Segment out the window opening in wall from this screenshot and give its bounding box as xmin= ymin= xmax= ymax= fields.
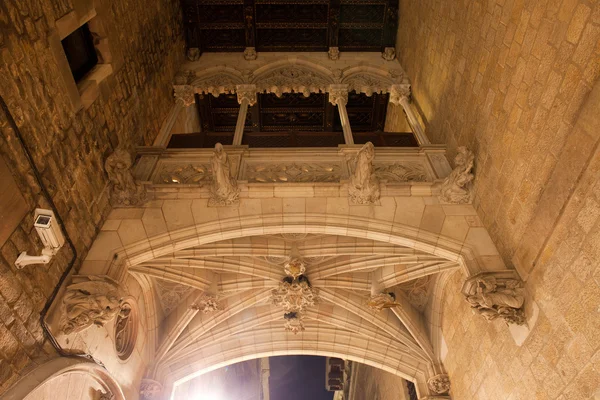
xmin=406 ymin=381 xmax=418 ymax=400
xmin=61 ymin=23 xmax=98 ymax=82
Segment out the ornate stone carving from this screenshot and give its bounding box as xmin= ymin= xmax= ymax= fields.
xmin=271 ymin=279 xmax=318 ymax=314
xmin=155 ymin=163 xmax=212 ymax=185
xmin=463 ymin=272 xmax=526 ymax=326
xmin=283 ymin=312 xmax=305 ymax=334
xmin=60 ymin=275 xmax=124 ymax=335
xmin=397 ymin=276 xmax=431 ymax=311
xmin=210 ymin=143 xmax=240 ymax=206
xmin=367 ymin=292 xmax=401 ymax=312
xmin=382 ymin=47 xmax=396 ymax=61
xmin=427 ymin=374 xmax=451 ymax=394
xmin=348 ymin=142 xmax=380 ymax=205
xmin=343 ymin=74 xmax=393 ymax=97
xmin=374 ymin=162 xmax=429 ymax=182
xmin=114 ymin=300 xmax=137 ymax=360
xmin=328 ymin=84 xmax=349 ymax=106
xmin=439 ymin=147 xmax=475 ymax=204
xmin=328 ymin=47 xmax=340 ymax=60
xmin=389 ymin=84 xmax=411 ymax=106
xmin=186 ymin=47 xmax=201 ymax=61
xmin=155 ymin=279 xmax=194 ymax=315
xmin=244 ymin=47 xmax=257 ymax=60
xmin=244 ymin=162 xmax=343 ymax=183
xmin=236 ymin=84 xmax=257 ymax=106
xmin=255 ymin=67 xmax=332 ymax=97
xmin=140 ymin=379 xmax=162 ymax=400
xmin=284 ymin=258 xmax=306 ymax=279
xmin=105 ymin=148 xmax=147 ymax=207
xmin=173 ymin=85 xmax=196 ymax=107
xmin=194 ymin=73 xmax=243 ymax=97
xmin=190 ymin=293 xmax=221 ymax=313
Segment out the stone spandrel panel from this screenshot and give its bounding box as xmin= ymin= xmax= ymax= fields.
xmin=0 ymin=0 xmax=184 ymax=393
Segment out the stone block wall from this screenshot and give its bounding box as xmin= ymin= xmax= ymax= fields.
xmin=396 ymin=0 xmax=600 ymax=270
xmin=350 ymin=363 xmax=410 ymax=400
xmin=0 ymin=0 xmax=183 ymax=392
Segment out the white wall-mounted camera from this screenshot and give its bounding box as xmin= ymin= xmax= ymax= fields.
xmin=15 ymin=209 xmax=65 ymax=269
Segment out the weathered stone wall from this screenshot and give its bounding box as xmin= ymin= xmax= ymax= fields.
xmin=0 ymin=0 xmax=183 ymax=391
xmin=397 ymin=0 xmax=600 ymax=272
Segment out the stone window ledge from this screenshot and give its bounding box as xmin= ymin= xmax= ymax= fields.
xmin=78 ymin=64 xmax=113 ymax=109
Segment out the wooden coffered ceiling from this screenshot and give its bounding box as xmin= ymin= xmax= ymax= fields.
xmin=182 ymin=0 xmax=398 ymax=53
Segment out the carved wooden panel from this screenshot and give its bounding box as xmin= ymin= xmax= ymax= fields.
xmin=182 ymin=0 xmax=396 ymax=53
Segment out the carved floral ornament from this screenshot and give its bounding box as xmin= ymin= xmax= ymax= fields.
xmin=427 ymin=374 xmax=451 ymax=394
xmin=173 ymin=63 xmax=407 ymax=100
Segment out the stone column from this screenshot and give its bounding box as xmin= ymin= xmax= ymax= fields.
xmin=390 ymin=84 xmax=430 ymax=145
xmin=328 ymin=84 xmax=353 ymax=145
xmin=233 ymin=84 xmax=257 ymax=146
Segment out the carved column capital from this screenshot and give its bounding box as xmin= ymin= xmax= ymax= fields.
xmin=236 ymin=84 xmax=257 ymax=106
xmin=328 ymin=84 xmax=349 ymax=106
xmin=427 ymin=374 xmax=451 ymax=394
xmin=382 ymin=47 xmax=396 ymax=61
xmin=389 ymin=83 xmax=411 ymax=106
xmin=60 ymin=275 xmax=125 ymax=335
xmin=439 ymin=146 xmax=474 ymax=204
xmin=105 ymin=148 xmax=147 ymax=207
xmin=140 ymin=379 xmax=162 ymax=400
xmin=173 ymin=85 xmax=196 ymax=107
xmin=462 ymin=271 xmax=526 ymax=326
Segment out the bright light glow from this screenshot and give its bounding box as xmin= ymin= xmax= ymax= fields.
xmin=191 ymin=391 xmax=224 ymax=400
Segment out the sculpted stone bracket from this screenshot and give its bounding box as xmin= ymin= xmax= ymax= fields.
xmin=462 ymin=270 xmax=526 ymax=326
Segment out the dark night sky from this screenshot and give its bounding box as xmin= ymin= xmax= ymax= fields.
xmin=269 ymin=356 xmax=334 ymax=400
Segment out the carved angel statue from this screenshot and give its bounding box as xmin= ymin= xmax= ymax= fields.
xmin=465 ymin=276 xmax=526 ymax=325
xmin=439 ymin=146 xmax=475 ymax=204
xmin=61 ymin=276 xmax=124 ymax=335
xmin=105 ymin=148 xmax=147 ymax=206
xmin=348 ymin=142 xmax=380 ymax=205
xmin=210 ymin=143 xmax=240 ymax=205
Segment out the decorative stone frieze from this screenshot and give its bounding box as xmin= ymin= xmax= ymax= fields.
xmin=244 ymin=47 xmax=257 ymax=60
xmin=374 ymin=162 xmax=429 ymax=182
xmin=156 ymin=163 xmax=212 ymax=185
xmin=190 ymin=293 xmax=221 ymax=313
xmin=462 ymin=271 xmax=526 ymax=326
xmin=382 ymin=47 xmax=396 ymax=61
xmin=245 ymin=162 xmax=343 ymax=183
xmin=328 ymin=47 xmax=340 ymax=60
xmin=105 ymin=148 xmax=147 ymax=207
xmin=343 ymin=73 xmax=395 ymax=97
xmin=209 ymin=143 xmax=240 ymax=206
xmin=328 ymin=84 xmax=349 ymax=106
xmin=173 ymin=84 xmax=196 ymax=107
xmin=439 ymin=146 xmax=475 ymax=204
xmin=186 ymin=47 xmax=200 ymax=61
xmin=236 ymin=84 xmax=257 ymax=106
xmin=389 ymin=84 xmax=411 ymax=106
xmin=427 ymin=374 xmax=451 ymax=394
xmin=60 ymin=275 xmax=124 ymax=335
xmin=194 ymin=73 xmax=243 ymax=97
xmin=366 ymin=292 xmax=400 ymax=312
xmin=348 ymin=142 xmax=380 ymax=205
xmin=140 ymin=379 xmax=163 ymax=400
xmin=256 ymin=67 xmax=332 ymax=98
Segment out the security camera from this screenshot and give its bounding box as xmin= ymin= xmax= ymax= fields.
xmin=15 ymin=209 xmax=65 ymax=269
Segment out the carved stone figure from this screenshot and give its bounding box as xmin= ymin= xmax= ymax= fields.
xmin=367 ymin=292 xmax=401 ymax=312
xmin=210 ymin=143 xmax=240 ymax=206
xmin=348 ymin=142 xmax=380 ymax=205
xmin=463 ymin=273 xmax=526 ymax=325
xmin=328 ymin=47 xmax=340 ymax=60
xmin=382 ymin=47 xmax=396 ymax=61
xmin=439 ymin=147 xmax=475 ymax=204
xmin=190 ymin=293 xmax=221 ymax=313
xmin=140 ymin=379 xmax=162 ymax=400
xmin=244 ymin=47 xmax=257 ymax=60
xmin=427 ymin=374 xmax=451 ymax=394
xmin=105 ymin=149 xmax=147 ymax=207
xmin=60 ymin=275 xmax=124 ymax=335
xmin=114 ymin=303 xmax=131 ymax=354
xmin=186 ymin=47 xmax=201 ymax=61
